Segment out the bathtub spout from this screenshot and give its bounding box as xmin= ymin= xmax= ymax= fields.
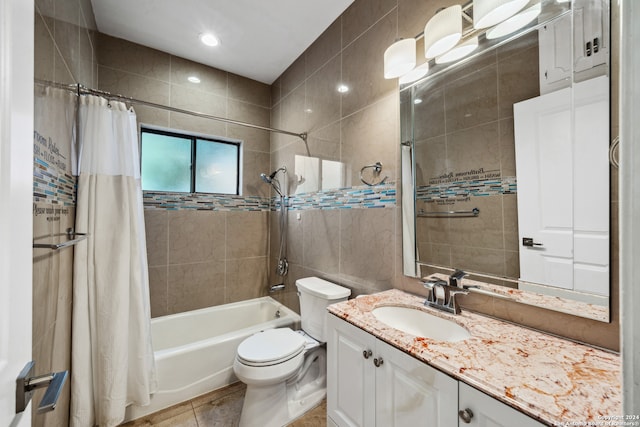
xmin=269 ymin=283 xmax=285 ymax=292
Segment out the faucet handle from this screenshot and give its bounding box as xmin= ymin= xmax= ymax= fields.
xmin=447 ymin=288 xmax=469 ymax=314
xmin=449 ymin=269 xmax=468 ymax=288
xmin=421 ymin=280 xmax=435 ymax=303
xmin=421 ymin=278 xmax=447 ymax=303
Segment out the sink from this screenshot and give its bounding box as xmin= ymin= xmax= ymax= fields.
xmin=371 ymin=306 xmax=471 ymax=342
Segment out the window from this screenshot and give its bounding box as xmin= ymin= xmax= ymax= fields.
xmin=140 ymin=127 xmax=240 ymax=194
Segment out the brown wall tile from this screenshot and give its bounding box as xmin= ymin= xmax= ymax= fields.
xmin=306 ymin=18 xmax=342 ymax=75
xmin=97 ymin=33 xmax=171 ymax=81
xmin=168 ymin=210 xmax=226 ymax=264
xmin=168 ymin=262 xmax=226 ymax=313
xmin=226 ymin=211 xmax=268 ymax=259
xmin=170 ymin=56 xmax=227 ymax=97
xmin=340 ymin=94 xmax=398 ymax=186
xmin=341 ymin=10 xmax=397 ymax=118
xmin=342 ymin=0 xmax=396 ymax=48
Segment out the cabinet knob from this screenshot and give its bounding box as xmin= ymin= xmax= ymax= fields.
xmin=458 ymin=408 xmax=474 ymax=424
xmin=362 ymin=350 xmax=372 ymax=359
xmin=373 ymin=357 xmax=384 ymax=367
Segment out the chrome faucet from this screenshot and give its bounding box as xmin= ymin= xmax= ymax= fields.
xmin=421 ymin=277 xmax=468 ymax=315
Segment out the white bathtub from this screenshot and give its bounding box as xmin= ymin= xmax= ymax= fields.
xmin=124 ymin=296 xmax=301 ymax=422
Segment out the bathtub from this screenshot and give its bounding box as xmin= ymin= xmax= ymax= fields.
xmin=124 ymin=296 xmax=301 ymax=422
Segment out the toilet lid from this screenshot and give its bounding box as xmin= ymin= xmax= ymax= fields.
xmin=237 ymin=328 xmax=306 ymax=366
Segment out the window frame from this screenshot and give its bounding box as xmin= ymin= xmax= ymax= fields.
xmin=139 ymin=125 xmax=242 ymax=195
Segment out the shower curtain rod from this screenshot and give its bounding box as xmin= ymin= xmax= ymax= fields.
xmin=35 ymin=79 xmax=309 ymax=144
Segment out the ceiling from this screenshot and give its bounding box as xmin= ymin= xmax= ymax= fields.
xmin=91 ymin=0 xmax=354 ymax=84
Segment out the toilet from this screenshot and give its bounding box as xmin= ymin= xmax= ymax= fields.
xmin=233 ymin=277 xmax=351 ymax=427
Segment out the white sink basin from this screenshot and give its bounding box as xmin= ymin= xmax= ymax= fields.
xmin=371 ymin=306 xmax=471 ymax=342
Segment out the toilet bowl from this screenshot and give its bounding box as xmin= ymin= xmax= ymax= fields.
xmin=233 ymin=277 xmax=350 ymax=427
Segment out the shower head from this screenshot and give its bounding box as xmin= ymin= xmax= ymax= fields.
xmin=260 ymin=173 xmax=272 ymax=184
xmin=261 ymin=167 xmax=286 ymax=183
xmin=260 ymin=166 xmax=287 ymax=197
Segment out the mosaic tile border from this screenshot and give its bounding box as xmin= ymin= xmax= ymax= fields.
xmin=142 ymin=184 xmax=397 ymax=211
xmin=286 ymin=184 xmax=396 ymax=211
xmin=33 ymin=158 xmax=77 ymax=206
xmin=416 ymin=176 xmax=517 ymax=202
xmin=143 ymin=192 xmax=271 ymax=211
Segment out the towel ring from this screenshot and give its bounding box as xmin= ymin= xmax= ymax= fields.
xmin=360 ymin=161 xmax=388 ymax=186
xmin=610 ymin=136 xmax=620 ymax=169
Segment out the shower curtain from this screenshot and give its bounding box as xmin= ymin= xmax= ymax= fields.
xmin=71 ymin=95 xmax=156 ymax=427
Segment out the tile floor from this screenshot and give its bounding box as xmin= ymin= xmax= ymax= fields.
xmin=120 ymin=382 xmax=327 ymax=427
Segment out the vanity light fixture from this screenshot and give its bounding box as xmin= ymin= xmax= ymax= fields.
xmin=473 ymin=0 xmax=529 ymax=29
xmin=337 ymin=84 xmax=349 ymax=93
xmin=435 ymin=36 xmax=479 ymax=64
xmin=199 ymin=33 xmax=220 ymax=47
xmin=485 ymin=2 xmax=542 ymax=39
xmin=385 ymin=0 xmax=546 ymax=82
xmin=384 ymin=38 xmax=417 ymax=79
xmin=399 ymin=62 xmax=430 ymax=85
xmin=424 ymin=5 xmax=463 ymax=59
xmin=187 ymin=76 xmax=201 ymax=84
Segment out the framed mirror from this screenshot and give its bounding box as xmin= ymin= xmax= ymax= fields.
xmin=402 ymin=0 xmax=612 ymax=322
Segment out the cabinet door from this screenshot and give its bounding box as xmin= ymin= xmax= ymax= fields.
xmin=375 ymin=339 xmax=458 ymax=427
xmin=538 ymin=13 xmax=572 ymax=95
xmin=574 ymin=0 xmax=609 ymax=74
xmin=327 ymin=314 xmax=376 ymax=427
xmin=458 ymin=382 xmax=544 ymax=427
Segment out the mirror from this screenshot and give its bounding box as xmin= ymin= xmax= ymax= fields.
xmin=402 ymin=0 xmax=612 ymax=322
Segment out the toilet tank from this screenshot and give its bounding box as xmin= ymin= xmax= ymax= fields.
xmin=296 ymin=277 xmax=351 ymax=342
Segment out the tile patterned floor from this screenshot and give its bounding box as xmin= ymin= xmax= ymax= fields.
xmin=120 ymin=382 xmax=327 ymax=427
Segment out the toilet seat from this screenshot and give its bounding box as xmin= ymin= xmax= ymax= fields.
xmin=237 ymin=328 xmax=306 ymax=367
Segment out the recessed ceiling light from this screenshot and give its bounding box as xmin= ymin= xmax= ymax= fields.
xmin=414 ymin=98 xmax=423 ymax=105
xmin=200 ymin=33 xmax=220 ymax=47
xmin=304 ymin=108 xmax=313 ymax=114
xmin=187 ymin=76 xmax=201 ymax=84
xmin=337 ymin=84 xmax=349 ymax=93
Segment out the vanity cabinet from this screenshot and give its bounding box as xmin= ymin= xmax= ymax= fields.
xmin=327 ymin=314 xmax=544 ymax=427
xmin=327 ymin=314 xmax=458 ymax=427
xmin=459 ymin=382 xmax=544 ymax=427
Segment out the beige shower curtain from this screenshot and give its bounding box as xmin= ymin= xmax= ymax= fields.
xmin=71 ymin=95 xmax=156 ymax=427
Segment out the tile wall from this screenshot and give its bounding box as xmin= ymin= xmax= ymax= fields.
xmin=94 ymin=34 xmax=274 ymax=317
xmin=270 ymin=0 xmax=620 ymax=351
xmin=33 ymin=0 xmax=98 ymax=424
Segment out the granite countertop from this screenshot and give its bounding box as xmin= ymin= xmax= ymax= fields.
xmin=327 ymin=289 xmax=622 ymax=426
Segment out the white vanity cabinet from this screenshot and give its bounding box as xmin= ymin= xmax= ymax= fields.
xmin=327 ymin=314 xmax=458 ymax=427
xmin=458 ymin=382 xmax=544 ymax=427
xmin=327 ymin=314 xmax=546 ymax=427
